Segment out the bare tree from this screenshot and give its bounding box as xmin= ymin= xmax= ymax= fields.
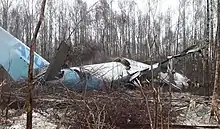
xmin=210 ymin=0 xmax=220 ymax=123
xmin=0 ymin=0 xmax=12 ymax=30
xmin=26 ymin=0 xmax=47 ymax=128
xmin=203 ymin=0 xmax=210 ymax=88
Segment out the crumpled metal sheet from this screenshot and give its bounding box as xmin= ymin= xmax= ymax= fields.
xmin=158 ymin=72 xmax=190 ymax=90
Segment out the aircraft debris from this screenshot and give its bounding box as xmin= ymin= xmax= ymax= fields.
xmin=0 ymin=26 xmax=206 ymax=91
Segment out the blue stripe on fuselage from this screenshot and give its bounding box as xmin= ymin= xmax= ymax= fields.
xmin=12 ymin=42 xmax=49 ymax=69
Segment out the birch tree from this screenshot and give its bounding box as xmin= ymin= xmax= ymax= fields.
xmin=210 ymin=0 xmax=220 ymax=122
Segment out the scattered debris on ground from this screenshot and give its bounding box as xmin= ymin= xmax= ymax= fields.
xmin=170 ymin=92 xmax=220 ymax=128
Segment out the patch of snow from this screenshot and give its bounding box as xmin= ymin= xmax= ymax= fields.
xmin=7 ymin=111 xmax=61 ymax=129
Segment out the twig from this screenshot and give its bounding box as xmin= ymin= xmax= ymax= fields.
xmin=138 ymin=84 xmax=153 ymax=129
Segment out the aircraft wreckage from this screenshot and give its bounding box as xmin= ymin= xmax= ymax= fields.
xmin=0 ymin=27 xmax=205 ymax=91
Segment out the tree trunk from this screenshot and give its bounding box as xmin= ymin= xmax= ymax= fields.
xmin=203 ymin=0 xmax=210 ymax=90
xmin=26 ymin=0 xmax=47 ymax=129
xmin=210 ymin=0 xmax=220 ymax=122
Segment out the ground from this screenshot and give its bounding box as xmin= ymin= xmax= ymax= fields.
xmin=0 ymin=84 xmax=220 ymax=129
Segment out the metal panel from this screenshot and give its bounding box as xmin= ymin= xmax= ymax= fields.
xmin=0 ymin=27 xmax=49 ymax=80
